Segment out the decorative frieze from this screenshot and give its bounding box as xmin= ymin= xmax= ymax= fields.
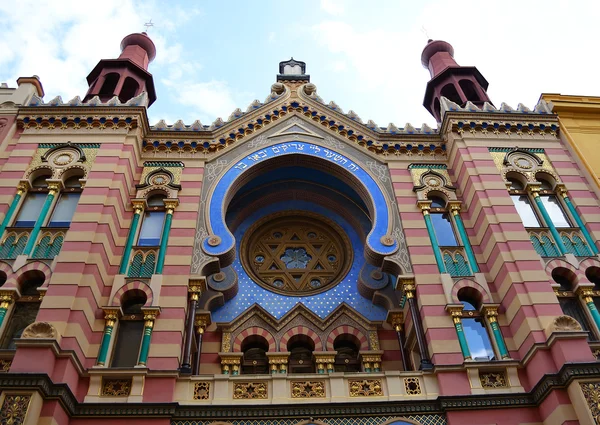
xmin=349 ymin=379 xmax=383 ymax=397
xmin=291 ymin=381 xmax=326 ymax=398
xmin=233 ymin=382 xmax=268 ymax=399
xmin=0 ymin=359 xmax=11 ymax=372
xmin=404 ymin=377 xmax=422 ymax=395
xmin=580 ymin=381 xmax=600 ymax=423
xmin=101 ymin=378 xmax=132 ymax=396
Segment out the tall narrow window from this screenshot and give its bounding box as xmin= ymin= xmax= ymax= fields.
xmin=458 ymin=294 xmax=496 ymax=360
xmin=138 ymin=195 xmax=166 ymax=246
xmin=48 ymin=175 xmax=83 ymax=227
xmin=429 ymin=196 xmax=458 ymax=246
xmin=507 ymin=178 xmax=540 ymax=227
xmin=0 ymin=271 xmax=44 ymax=349
xmin=538 ymin=178 xmax=571 ymax=228
xmin=111 ymin=292 xmax=146 ymax=368
xmin=14 ymin=175 xmax=50 ymax=227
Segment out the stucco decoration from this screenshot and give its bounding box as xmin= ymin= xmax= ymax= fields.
xmin=26 ymin=142 xmax=99 ymax=181
xmin=546 ymin=315 xmax=583 ymax=333
xmin=489 ymin=147 xmax=561 ymax=185
xmin=21 ymin=321 xmax=58 ymax=339
xmin=192 ymin=114 xmax=412 ymax=278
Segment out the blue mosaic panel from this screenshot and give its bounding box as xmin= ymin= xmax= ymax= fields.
xmin=212 ymin=200 xmax=387 ymax=322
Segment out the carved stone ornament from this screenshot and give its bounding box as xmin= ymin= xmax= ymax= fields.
xmin=580 ymin=381 xmax=600 ymax=423
xmin=291 ymin=380 xmax=326 ymax=398
xmin=348 ymin=379 xmax=384 ymax=397
xmin=21 ymin=321 xmax=58 ymax=339
xmin=547 ymin=315 xmax=583 ymax=333
xmin=193 ymin=382 xmax=211 ymax=400
xmin=0 ymin=394 xmax=32 ymax=424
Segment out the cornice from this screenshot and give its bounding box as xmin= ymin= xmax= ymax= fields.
xmin=2 ymin=363 xmax=600 ymax=418
xmin=440 ymin=111 xmax=559 ymax=138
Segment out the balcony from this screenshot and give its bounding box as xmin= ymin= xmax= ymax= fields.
xmin=528 ymin=228 xmax=593 ymax=257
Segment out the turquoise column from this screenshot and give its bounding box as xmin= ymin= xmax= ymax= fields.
xmin=118 ymin=204 xmax=143 ymax=275
xmin=532 ymin=190 xmax=567 ymax=254
xmin=561 ymin=193 xmax=598 ymax=255
xmin=23 ymin=185 xmax=58 ymax=256
xmin=155 ymin=205 xmax=175 ymax=274
xmin=484 ymin=308 xmax=509 ymax=359
xmin=581 ymin=290 xmax=600 ymax=333
xmin=96 ymin=310 xmax=118 ymax=366
xmin=450 ymin=309 xmax=471 ymax=360
xmin=450 ymin=206 xmax=479 ymax=273
xmin=0 ymin=186 xmax=25 ymax=238
xmin=137 ymin=312 xmax=157 ymax=366
xmin=421 ymin=204 xmax=447 ymax=273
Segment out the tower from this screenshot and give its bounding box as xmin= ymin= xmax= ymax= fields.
xmin=421 ymin=39 xmax=491 ymax=121
xmin=83 ymin=32 xmax=157 ymax=105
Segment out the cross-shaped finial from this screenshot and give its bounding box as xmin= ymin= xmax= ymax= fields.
xmin=144 ymin=19 xmax=154 ymax=32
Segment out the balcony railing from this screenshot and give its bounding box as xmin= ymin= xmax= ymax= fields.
xmin=0 ymin=229 xmax=31 ymax=259
xmin=32 ymin=228 xmax=66 ymax=259
xmin=440 ymin=246 xmax=473 ymax=277
xmin=528 ymin=227 xmax=593 ymax=257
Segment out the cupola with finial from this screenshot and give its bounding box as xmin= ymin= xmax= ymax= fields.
xmin=83 ymin=32 xmax=157 ymax=106
xmin=421 ymin=39 xmax=491 ymax=122
xmin=277 ymin=58 xmax=310 ymax=83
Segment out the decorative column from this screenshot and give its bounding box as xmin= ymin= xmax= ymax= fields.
xmin=401 ymin=279 xmax=433 ymax=370
xmin=0 ymin=183 xmax=27 ymax=238
xmin=155 ymin=199 xmax=178 ymax=274
xmin=23 ymin=182 xmax=60 ymax=256
xmin=219 ymin=353 xmax=243 ymax=375
xmin=193 ymin=313 xmax=210 ymax=375
xmin=557 ymin=186 xmax=599 ymax=254
xmin=267 ymin=352 xmax=290 ymax=374
xmin=314 ymin=352 xmax=336 ymax=374
xmin=118 ymin=200 xmax=145 ymax=274
xmin=481 ymin=305 xmax=510 ymax=359
xmin=578 ymin=287 xmax=600 ymax=332
xmin=448 ymin=202 xmax=479 ymax=273
xmin=0 ymin=291 xmax=16 ymax=329
xmin=96 ymin=308 xmax=119 ymax=366
xmin=446 ymin=305 xmax=471 ymax=360
xmin=180 ymin=282 xmax=201 ymax=374
xmin=389 ymin=312 xmax=410 ymax=371
xmin=417 ymin=201 xmax=446 ymax=273
xmin=137 ymin=308 xmax=159 ymax=366
xmin=360 ymin=351 xmax=384 ymax=372
xmin=529 ymin=186 xmax=567 ymax=254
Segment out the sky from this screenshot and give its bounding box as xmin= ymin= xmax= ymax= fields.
xmin=0 ymin=0 xmax=599 ymax=129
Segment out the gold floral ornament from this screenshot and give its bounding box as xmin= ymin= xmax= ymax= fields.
xmin=240 ymin=212 xmax=353 ymax=296
xmin=291 ymin=381 xmax=326 ymax=398
xmin=580 ymin=381 xmax=600 ymax=423
xmin=0 ymin=394 xmax=31 ymax=425
xmin=233 ymin=382 xmax=268 ymax=399
xmin=479 ymin=371 xmax=508 ymax=388
xmin=349 ymin=379 xmax=384 ymax=397
xmin=101 ymin=378 xmax=132 ymax=396
xmin=193 ymin=382 xmax=211 ymax=400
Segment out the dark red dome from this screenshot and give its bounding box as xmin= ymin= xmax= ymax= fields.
xmin=120 ymin=32 xmax=156 ymax=63
xmin=421 ymin=39 xmax=454 ymax=69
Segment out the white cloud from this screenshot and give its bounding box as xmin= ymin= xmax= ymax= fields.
xmin=320 ymin=0 xmax=345 ymax=16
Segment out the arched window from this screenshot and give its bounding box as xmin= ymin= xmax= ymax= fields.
xmin=440 ymin=83 xmax=462 ymax=105
xmin=537 ymin=177 xmax=571 ymax=228
xmin=241 ymin=336 xmax=269 ymax=374
xmin=507 ymin=177 xmax=540 ymax=227
xmin=111 ymin=291 xmax=146 ymax=367
xmin=99 ymin=73 xmax=119 ymax=97
xmin=119 ymin=77 xmax=140 ymax=103
xmin=333 ymin=336 xmax=361 ymax=372
xmin=14 ymin=174 xmax=51 ymax=227
xmin=552 ymin=268 xmax=596 ymax=340
xmin=429 ymin=196 xmax=458 ymax=246
xmin=288 ymin=335 xmax=315 ymax=373
xmin=138 ymin=195 xmax=166 ymax=246
xmin=457 ymin=291 xmax=496 ymax=360
xmin=0 ymin=271 xmax=44 ymax=349
xmin=48 ymin=174 xmax=83 ymax=227
xmin=459 ymin=79 xmax=481 ymax=102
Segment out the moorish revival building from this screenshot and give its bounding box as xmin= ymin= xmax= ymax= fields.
xmin=1 ymin=33 xmax=600 ymax=425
